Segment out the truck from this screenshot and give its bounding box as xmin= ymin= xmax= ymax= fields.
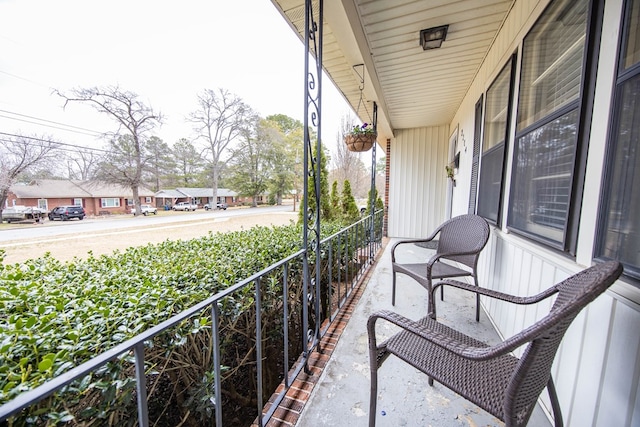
xmin=2 ymin=206 xmax=46 ymax=223
xmin=172 ymin=202 xmax=198 ymax=211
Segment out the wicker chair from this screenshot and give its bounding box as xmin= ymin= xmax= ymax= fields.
xmin=391 ymin=214 xmax=490 ymax=321
xmin=368 ymin=260 xmax=623 ymax=427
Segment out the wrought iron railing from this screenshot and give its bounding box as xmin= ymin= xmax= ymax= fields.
xmin=0 ymin=210 xmax=383 ymax=427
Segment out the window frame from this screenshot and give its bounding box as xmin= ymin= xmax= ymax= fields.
xmin=477 ymin=54 xmax=517 ymax=225
xmin=468 ymin=96 xmax=483 ymax=214
xmin=594 ymin=0 xmax=640 ymax=281
xmin=101 ymin=198 xmax=121 ymax=208
xmin=506 ymin=0 xmax=601 ymax=255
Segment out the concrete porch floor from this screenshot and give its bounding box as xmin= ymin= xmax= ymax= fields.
xmin=294 ymin=238 xmax=553 ymax=427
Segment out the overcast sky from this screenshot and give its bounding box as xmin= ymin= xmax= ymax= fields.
xmin=0 ymin=0 xmax=352 ymax=156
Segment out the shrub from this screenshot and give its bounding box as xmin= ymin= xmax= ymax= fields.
xmin=0 ymin=220 xmax=359 ymax=426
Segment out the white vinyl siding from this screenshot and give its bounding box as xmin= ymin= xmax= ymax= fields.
xmin=388 ymin=126 xmax=449 ymax=238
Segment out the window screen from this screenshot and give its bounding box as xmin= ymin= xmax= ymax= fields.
xmin=517 ymin=0 xmax=588 ymax=131
xmin=508 ymin=0 xmax=588 ymax=247
xmin=477 ymin=58 xmax=514 ymax=223
xmin=469 ymin=97 xmax=483 ymax=214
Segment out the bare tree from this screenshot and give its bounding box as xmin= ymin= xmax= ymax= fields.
xmin=332 ymin=113 xmax=362 ymax=184
xmin=0 ymin=133 xmax=60 ymax=221
xmin=331 ymin=113 xmax=369 ymax=197
xmin=65 ymin=149 xmax=102 ymax=180
xmin=56 ymin=86 xmax=163 ymax=215
xmin=189 ymin=88 xmax=250 ymax=202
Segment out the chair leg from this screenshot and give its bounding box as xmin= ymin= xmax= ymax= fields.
xmin=392 ymin=271 xmax=397 ymax=306
xmin=547 ymin=377 xmax=564 ymax=427
xmin=369 ymin=366 xmax=378 ymax=427
xmin=474 ymin=276 xmax=480 ymax=322
xmin=427 ymin=280 xmax=436 ymax=319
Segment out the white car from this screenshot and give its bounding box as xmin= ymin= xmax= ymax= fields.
xmin=172 ymin=202 xmax=198 ymax=211
xmin=132 ymin=204 xmax=158 ymax=216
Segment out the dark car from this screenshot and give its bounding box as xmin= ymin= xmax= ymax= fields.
xmin=48 ymin=205 xmax=86 ymax=221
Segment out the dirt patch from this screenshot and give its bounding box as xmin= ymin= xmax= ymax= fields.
xmin=0 ymin=210 xmax=298 ymax=265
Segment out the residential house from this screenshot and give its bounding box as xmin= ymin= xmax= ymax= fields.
xmin=155 ymin=187 xmax=242 ymax=208
xmin=5 ymin=179 xmax=156 ymax=216
xmin=270 ymin=0 xmax=639 ymax=425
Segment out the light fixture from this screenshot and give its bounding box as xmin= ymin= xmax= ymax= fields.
xmin=420 ymin=25 xmax=449 ymax=50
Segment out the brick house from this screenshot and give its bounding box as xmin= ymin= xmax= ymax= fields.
xmin=5 ymin=179 xmax=156 ymax=216
xmin=155 ymin=187 xmax=243 ymax=208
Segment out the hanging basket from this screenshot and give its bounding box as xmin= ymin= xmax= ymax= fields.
xmin=344 ymin=132 xmax=376 ymax=152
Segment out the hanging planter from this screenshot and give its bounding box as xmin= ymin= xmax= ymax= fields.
xmin=344 ymin=123 xmax=377 ymax=152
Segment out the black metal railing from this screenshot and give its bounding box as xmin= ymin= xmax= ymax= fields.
xmin=0 ymin=210 xmax=383 ymax=427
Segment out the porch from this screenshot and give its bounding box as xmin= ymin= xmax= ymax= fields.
xmin=265 ymin=239 xmax=553 ymax=427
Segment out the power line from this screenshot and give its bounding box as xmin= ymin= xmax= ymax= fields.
xmin=0 ymin=113 xmax=102 ymax=137
xmin=0 ymin=109 xmax=103 ymax=136
xmin=0 ymin=132 xmax=109 ymax=154
xmin=0 ymin=69 xmax=48 ymax=88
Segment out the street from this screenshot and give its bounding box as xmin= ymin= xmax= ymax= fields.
xmin=0 ymin=204 xmax=297 ymax=264
xmin=0 ymin=204 xmax=293 ymax=242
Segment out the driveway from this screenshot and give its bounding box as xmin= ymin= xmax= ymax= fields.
xmin=0 ymin=205 xmax=297 ymax=264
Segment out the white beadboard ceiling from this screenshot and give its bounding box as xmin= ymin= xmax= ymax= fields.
xmin=271 ymin=0 xmax=515 ymax=142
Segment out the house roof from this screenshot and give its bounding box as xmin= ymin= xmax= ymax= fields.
xmin=155 ymin=189 xmax=186 ymax=199
xmin=9 ymin=179 xmax=155 ymax=198
xmin=10 ymin=179 xmax=92 ymax=198
xmin=78 ymin=180 xmax=155 ymax=197
xmin=272 ymin=0 xmax=515 ymax=140
xmin=168 ymin=188 xmax=238 ymax=198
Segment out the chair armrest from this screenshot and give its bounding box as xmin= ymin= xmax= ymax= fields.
xmin=368 ymin=310 xmax=523 ymax=361
xmin=432 ymin=279 xmax=558 ymax=305
xmin=368 ymin=309 xmax=557 ymax=362
xmin=424 ymin=249 xmax=484 ymax=273
xmin=391 ymin=236 xmax=438 ymax=262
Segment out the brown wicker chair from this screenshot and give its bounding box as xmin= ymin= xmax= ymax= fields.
xmin=368 ymin=261 xmax=623 ymax=427
xmin=391 ymin=214 xmax=490 ymax=321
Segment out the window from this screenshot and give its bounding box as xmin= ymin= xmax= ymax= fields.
xmin=126 ymin=199 xmax=133 ymax=206
xmin=101 ymin=198 xmax=120 ymax=208
xmin=145 ymin=196 xmax=152 ymax=203
xmin=596 ymin=0 xmax=640 ymax=280
xmin=37 ymin=199 xmax=48 ymax=211
xmin=73 ymin=198 xmax=82 ymax=206
xmin=468 ymin=97 xmax=482 ymax=214
xmin=508 ymin=0 xmax=589 ymax=249
xmin=477 ymin=57 xmax=515 ymax=224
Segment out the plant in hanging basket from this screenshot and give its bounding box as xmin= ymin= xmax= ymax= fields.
xmin=344 ymin=123 xmax=377 ymax=152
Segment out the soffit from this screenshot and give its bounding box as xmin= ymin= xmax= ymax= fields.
xmin=271 ymin=0 xmax=515 ymax=141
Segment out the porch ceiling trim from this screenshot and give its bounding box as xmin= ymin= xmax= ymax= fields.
xmin=271 ymin=0 xmax=516 ymax=142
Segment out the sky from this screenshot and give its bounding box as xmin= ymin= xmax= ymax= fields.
xmin=0 ymin=0 xmax=353 ymax=158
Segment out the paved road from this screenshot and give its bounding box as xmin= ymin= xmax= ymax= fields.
xmin=0 ymin=205 xmax=293 ymax=243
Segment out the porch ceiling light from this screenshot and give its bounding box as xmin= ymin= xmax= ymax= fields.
xmin=420 ymin=25 xmax=448 ymax=50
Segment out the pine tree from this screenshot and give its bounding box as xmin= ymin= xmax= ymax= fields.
xmin=331 ymin=181 xmax=340 ymax=214
xmin=299 ymin=143 xmax=333 ymax=223
xmin=341 ymin=179 xmax=360 ymax=223
xmin=365 ymin=188 xmax=384 ymax=215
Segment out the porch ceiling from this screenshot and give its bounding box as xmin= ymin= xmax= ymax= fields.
xmin=271 ymin=0 xmax=515 ymax=141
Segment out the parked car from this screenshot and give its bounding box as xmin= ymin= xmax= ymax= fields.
xmin=172 ymin=202 xmax=198 ymax=211
xmin=2 ymin=206 xmax=46 ymax=223
xmin=48 ymin=205 xmax=85 ymax=221
xmin=204 ymin=202 xmax=228 ymax=210
xmin=131 ymin=204 xmax=158 ymax=216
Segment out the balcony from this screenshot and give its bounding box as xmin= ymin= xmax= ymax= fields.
xmin=263 ymin=239 xmax=553 ymax=427
xmin=0 ymin=213 xmax=555 ymax=426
